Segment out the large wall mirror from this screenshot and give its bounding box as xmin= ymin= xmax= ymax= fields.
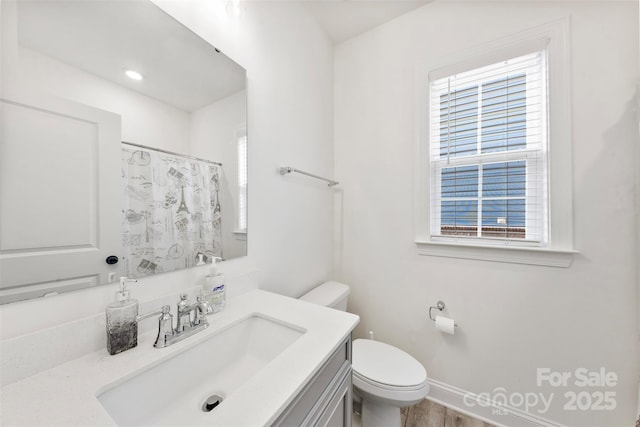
xmin=0 ymin=0 xmax=248 ymax=304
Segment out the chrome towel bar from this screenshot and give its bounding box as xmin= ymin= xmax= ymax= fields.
xmin=279 ymin=166 xmax=339 ymax=187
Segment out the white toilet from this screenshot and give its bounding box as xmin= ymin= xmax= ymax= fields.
xmin=300 ymin=281 xmax=429 ymax=427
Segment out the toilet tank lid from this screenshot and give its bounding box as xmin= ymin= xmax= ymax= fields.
xmin=299 ymin=281 xmax=350 ymax=307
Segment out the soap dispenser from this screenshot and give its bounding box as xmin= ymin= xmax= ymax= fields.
xmin=106 ymin=277 xmax=139 ymax=355
xmin=203 ymin=257 xmax=226 ymax=312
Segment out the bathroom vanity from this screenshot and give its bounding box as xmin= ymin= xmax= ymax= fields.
xmin=274 ymin=336 xmax=353 ymax=426
xmin=0 ymin=290 xmax=359 ymax=426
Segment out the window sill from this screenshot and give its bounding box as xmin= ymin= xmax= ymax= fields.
xmin=415 ymin=240 xmax=578 ymax=268
xmin=233 ymin=230 xmax=247 ymax=241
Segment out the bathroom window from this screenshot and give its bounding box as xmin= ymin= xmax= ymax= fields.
xmin=430 ymin=51 xmax=547 ymax=245
xmin=237 ymin=131 xmax=248 ymax=233
xmin=415 ymin=21 xmax=576 ymax=267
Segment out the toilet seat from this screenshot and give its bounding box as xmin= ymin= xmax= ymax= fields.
xmin=352 ymin=339 xmax=427 ymax=387
xmin=353 ymin=371 xmax=427 ymax=392
xmin=351 ymin=339 xmax=429 ymax=407
xmin=353 ymin=372 xmax=429 ymax=408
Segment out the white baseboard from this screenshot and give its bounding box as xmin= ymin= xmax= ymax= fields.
xmin=426 ymin=379 xmax=566 ymax=427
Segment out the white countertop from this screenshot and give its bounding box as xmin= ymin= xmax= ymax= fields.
xmin=0 ymin=290 xmax=359 ymax=426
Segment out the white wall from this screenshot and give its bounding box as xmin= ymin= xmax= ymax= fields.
xmin=17 ymin=46 xmax=190 ymax=152
xmin=190 ymin=90 xmax=247 ymax=259
xmin=152 ymin=0 xmax=335 ymax=296
xmin=1 ymin=0 xmax=334 ymax=345
xmin=334 ymin=1 xmax=638 ymax=426
xmin=637 ymin=2 xmax=640 ymax=418
xmin=636 ymin=4 xmax=640 ymax=419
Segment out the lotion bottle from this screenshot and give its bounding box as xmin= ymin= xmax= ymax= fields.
xmin=105 ymin=277 xmax=138 ymax=355
xmin=203 ymin=258 xmax=226 ymax=312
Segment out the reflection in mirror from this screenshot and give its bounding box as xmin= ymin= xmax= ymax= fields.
xmin=0 ymin=0 xmax=247 ymax=303
xmin=121 ymin=143 xmax=224 ymax=278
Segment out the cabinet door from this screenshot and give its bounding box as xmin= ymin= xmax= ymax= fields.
xmin=274 ymin=338 xmax=352 ymax=427
xmin=0 ymin=89 xmax=121 ymax=303
xmin=314 ymin=367 xmax=352 ymax=427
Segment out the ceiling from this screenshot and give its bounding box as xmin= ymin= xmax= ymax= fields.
xmin=15 ymin=0 xmax=429 ymax=111
xmin=17 ymin=0 xmax=246 ymax=112
xmin=300 ymin=1 xmax=431 ymax=44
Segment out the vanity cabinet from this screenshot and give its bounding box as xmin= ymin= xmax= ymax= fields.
xmin=274 ymin=336 xmax=352 ymax=427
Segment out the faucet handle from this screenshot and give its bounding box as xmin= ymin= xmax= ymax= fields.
xmin=194 ymin=296 xmax=211 ymax=326
xmin=197 ymin=294 xmax=214 ymax=314
xmin=136 ymin=305 xmax=174 ymax=348
xmin=176 ymin=293 xmax=194 ymax=332
xmin=136 ymin=304 xmax=170 ymax=322
xmin=177 ymin=293 xmax=191 ymax=311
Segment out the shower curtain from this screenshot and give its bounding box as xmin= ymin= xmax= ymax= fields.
xmin=122 ymin=145 xmax=223 ymax=278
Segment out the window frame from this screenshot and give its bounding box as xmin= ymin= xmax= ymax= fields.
xmin=430 ymin=50 xmax=547 ymax=246
xmin=235 ymin=127 xmax=248 ymax=235
xmin=414 ymin=19 xmax=577 ymax=267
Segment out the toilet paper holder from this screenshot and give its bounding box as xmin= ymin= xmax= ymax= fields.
xmin=428 ymin=300 xmax=458 ymax=327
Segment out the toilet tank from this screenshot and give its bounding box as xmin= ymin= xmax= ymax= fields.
xmin=299 ymin=281 xmax=350 ymax=311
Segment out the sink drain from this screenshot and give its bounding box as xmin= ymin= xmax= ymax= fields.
xmin=202 ymin=394 xmax=224 ymax=412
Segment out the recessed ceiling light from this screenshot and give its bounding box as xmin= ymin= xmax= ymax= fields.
xmin=125 ymin=69 xmax=143 ymax=81
xmin=226 ymin=0 xmax=245 ymax=18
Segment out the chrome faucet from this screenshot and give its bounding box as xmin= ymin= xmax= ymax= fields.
xmin=194 ymin=295 xmax=212 ymax=325
xmin=176 ymin=293 xmax=194 ymax=332
xmin=137 ymin=293 xmax=211 ymax=349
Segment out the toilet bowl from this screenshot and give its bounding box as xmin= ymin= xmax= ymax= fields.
xmin=299 ymin=281 xmax=429 ymax=427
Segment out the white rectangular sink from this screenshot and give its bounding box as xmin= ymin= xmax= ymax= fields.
xmin=97 ymin=314 xmax=305 ymax=426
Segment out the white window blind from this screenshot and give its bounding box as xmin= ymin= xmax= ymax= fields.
xmin=237 ymin=133 xmax=248 ymax=232
xmin=429 ymin=50 xmax=548 ymax=246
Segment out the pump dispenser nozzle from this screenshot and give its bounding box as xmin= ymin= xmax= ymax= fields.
xmin=208 ymin=257 xmax=223 ymax=276
xmin=116 ymin=277 xmax=137 ymax=302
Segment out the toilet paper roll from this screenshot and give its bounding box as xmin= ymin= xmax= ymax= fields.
xmin=435 ymin=315 xmax=456 ymax=335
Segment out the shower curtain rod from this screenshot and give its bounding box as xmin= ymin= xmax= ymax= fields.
xmin=122 ymin=141 xmax=222 ymax=166
xmin=279 ymin=166 xmax=339 ymax=187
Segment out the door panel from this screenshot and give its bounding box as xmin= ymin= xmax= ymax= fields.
xmin=0 ymin=90 xmax=121 ymax=303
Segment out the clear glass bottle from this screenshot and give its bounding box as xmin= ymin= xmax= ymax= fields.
xmin=106 ymin=277 xmax=138 ymax=355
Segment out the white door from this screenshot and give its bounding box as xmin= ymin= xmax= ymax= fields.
xmin=0 ymin=88 xmax=121 ymax=303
